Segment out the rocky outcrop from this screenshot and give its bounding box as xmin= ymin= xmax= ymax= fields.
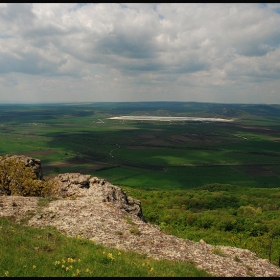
xmin=53 ymin=173 xmax=146 ymax=222
xmin=1 ymin=156 xmax=280 ymax=276
xmin=0 ymin=154 xmax=43 ymax=180
xmin=1 ymin=192 xmax=280 ymax=277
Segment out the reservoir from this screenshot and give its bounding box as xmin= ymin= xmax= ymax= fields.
xmin=108 ymin=116 xmax=234 ymax=122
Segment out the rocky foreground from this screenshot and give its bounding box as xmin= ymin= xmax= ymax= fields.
xmin=1 ymin=172 xmax=280 ymax=277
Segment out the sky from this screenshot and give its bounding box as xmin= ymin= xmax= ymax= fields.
xmin=0 ymin=3 xmax=280 ymax=104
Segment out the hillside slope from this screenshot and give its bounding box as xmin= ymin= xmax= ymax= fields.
xmin=1 ymin=172 xmax=280 ymax=277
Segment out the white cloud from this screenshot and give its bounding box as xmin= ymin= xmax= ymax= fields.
xmin=0 ymin=3 xmax=280 ymax=104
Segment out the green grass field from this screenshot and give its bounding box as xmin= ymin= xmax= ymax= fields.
xmin=1 ymin=102 xmax=280 ymax=190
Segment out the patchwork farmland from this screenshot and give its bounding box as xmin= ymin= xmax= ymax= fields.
xmin=0 ymin=101 xmax=280 ymax=190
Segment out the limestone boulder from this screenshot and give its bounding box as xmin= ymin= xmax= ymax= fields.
xmin=53 ymin=173 xmax=146 ymax=222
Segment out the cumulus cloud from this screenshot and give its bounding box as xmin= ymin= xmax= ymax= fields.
xmin=0 ymin=3 xmax=280 ymax=103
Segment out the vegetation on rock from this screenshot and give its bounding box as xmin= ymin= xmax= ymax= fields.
xmin=0 ymin=155 xmax=58 ymax=197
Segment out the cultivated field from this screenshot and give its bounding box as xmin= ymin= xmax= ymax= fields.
xmin=1 ymin=101 xmax=280 ymax=190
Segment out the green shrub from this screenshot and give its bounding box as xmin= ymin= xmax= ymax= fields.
xmin=0 ymin=155 xmax=58 ymax=197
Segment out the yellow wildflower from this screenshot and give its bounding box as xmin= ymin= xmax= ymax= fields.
xmin=32 ymin=265 xmax=36 ymax=270
xmin=118 ymin=252 xmax=121 ymax=256
xmin=150 ymin=267 xmax=154 ymax=272
xmin=67 ymin=257 xmax=75 ymax=263
xmin=4 ymin=271 xmax=8 ymax=277
xmin=108 ymin=253 xmax=115 ymax=260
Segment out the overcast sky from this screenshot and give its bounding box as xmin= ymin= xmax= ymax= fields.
xmin=1 ymin=3 xmax=280 ymax=104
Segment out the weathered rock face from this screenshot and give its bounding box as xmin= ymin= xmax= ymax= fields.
xmin=53 ymin=173 xmax=146 ymax=222
xmin=0 ymin=154 xmax=43 ymax=180
xmin=2 ymin=156 xmax=280 ymax=277
xmin=2 ymin=193 xmax=280 ymax=277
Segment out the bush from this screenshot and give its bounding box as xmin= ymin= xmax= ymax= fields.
xmin=0 ymin=155 xmax=57 ymax=197
xmin=237 ymin=205 xmax=262 ymax=217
